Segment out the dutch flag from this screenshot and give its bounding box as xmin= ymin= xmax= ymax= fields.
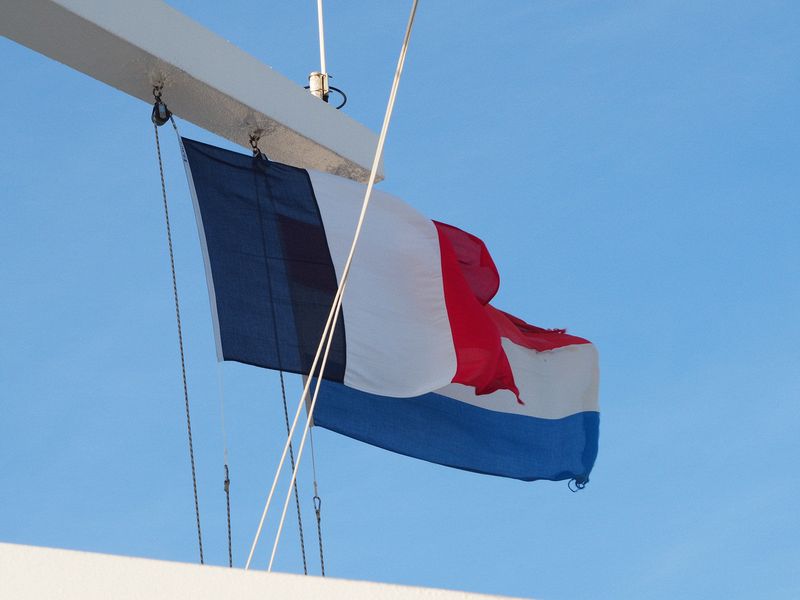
xmin=181 ymin=137 xmax=599 ymax=484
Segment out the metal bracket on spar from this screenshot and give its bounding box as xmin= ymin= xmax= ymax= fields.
xmin=0 ymin=0 xmax=383 ymax=182
xmin=151 ymin=84 xmax=172 ymax=127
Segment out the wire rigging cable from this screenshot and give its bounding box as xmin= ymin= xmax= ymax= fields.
xmin=309 ymin=428 xmax=326 ymax=576
xmin=244 ymin=0 xmax=420 ymax=571
xmin=247 ymin=143 xmax=311 ymax=573
xmin=308 ymin=3 xmax=331 ymax=564
xmin=217 ymin=365 xmax=233 ymax=567
xmin=279 ymin=370 xmax=309 ymax=575
xmin=152 ymin=87 xmax=204 ymax=564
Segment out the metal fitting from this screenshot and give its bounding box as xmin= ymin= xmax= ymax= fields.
xmin=308 ymin=71 xmax=330 ymax=103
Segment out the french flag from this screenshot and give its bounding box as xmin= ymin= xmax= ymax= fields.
xmin=181 ymin=138 xmax=599 ymax=484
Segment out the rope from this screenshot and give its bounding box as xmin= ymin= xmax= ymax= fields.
xmin=153 ymin=112 xmax=204 ymax=564
xmin=243 ymin=0 xmax=420 ymax=572
xmin=163 ymin=105 xmax=234 ymax=568
xmin=244 ymin=144 xmax=311 ymax=573
xmin=216 ymin=364 xmax=233 ymax=567
xmin=279 ymin=370 xmax=309 ymax=575
xmin=267 ymin=0 xmax=420 ymax=570
xmin=224 ymin=464 xmax=232 ymax=566
xmin=244 ymin=274 xmax=342 ymax=569
xmin=309 ymin=428 xmax=326 ymax=576
xmin=267 ymin=285 xmax=344 ymax=571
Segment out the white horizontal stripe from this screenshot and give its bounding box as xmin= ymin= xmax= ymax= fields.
xmin=437 ymin=340 xmax=599 ymax=420
xmin=308 ymin=171 xmax=457 ymax=397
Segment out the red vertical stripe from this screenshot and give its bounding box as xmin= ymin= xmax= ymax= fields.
xmin=434 ymin=222 xmax=520 ymax=401
xmin=435 ymin=221 xmax=590 ymax=402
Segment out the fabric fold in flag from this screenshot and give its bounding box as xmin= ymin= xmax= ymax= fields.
xmin=180 ymin=137 xmax=600 ymax=483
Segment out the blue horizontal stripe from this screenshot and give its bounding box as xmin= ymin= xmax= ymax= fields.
xmin=314 ymin=381 xmax=599 ymax=482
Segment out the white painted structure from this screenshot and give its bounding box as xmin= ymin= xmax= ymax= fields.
xmin=0 ymin=543 xmax=526 ymax=600
xmin=0 ymin=0 xmax=382 ymax=182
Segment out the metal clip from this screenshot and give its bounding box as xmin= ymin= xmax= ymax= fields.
xmin=249 ymin=132 xmax=266 ymax=159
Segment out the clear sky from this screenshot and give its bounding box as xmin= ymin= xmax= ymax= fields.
xmin=1 ymin=2 xmax=798 ymax=599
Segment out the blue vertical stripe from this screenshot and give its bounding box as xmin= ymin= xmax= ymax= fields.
xmin=182 ymin=138 xmax=346 ymax=379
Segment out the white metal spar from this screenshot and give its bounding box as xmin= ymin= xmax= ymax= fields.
xmin=0 ymin=0 xmax=383 ymax=183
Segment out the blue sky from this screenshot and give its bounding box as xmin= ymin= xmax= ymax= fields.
xmin=1 ymin=1 xmax=798 ymax=598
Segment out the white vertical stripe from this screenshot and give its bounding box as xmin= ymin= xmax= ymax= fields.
xmin=308 ymin=170 xmax=457 ymax=397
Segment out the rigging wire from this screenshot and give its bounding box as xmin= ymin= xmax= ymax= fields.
xmin=309 ymin=1 xmax=330 ymax=575
xmin=152 ymin=88 xmax=204 ymax=564
xmin=267 ymin=0 xmax=420 ymax=570
xmin=217 ymin=364 xmax=233 ymax=567
xmin=170 ymin=104 xmax=234 ymax=567
xmin=279 ymin=370 xmax=309 ymax=575
xmin=224 ymin=464 xmax=233 ymax=566
xmin=243 ymin=0 xmax=420 ymax=571
xmin=247 ymin=139 xmax=312 ymax=573
xmin=308 ymin=428 xmax=326 ymax=576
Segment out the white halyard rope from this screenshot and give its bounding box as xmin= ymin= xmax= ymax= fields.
xmin=244 ymin=0 xmax=421 ymax=571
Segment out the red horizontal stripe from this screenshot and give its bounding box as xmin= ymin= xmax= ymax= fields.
xmin=486 ymin=305 xmax=591 ymax=352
